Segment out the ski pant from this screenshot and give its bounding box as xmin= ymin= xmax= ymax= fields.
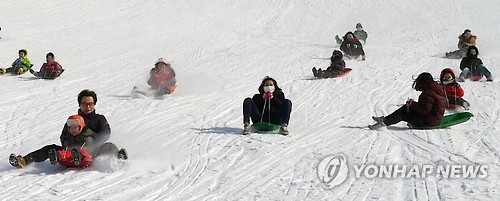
xmin=23 ymin=142 xmax=121 ymax=165
xmin=24 ymin=144 xmax=64 ymax=165
xmin=383 ymin=105 xmax=428 ymax=127
xmin=243 ymin=98 xmax=292 ymax=125
xmin=37 ymin=69 xmax=62 ymax=79
xmin=460 ymin=66 xmax=492 ymax=80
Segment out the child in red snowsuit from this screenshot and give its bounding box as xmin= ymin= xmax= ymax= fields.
xmin=439 ymin=68 xmax=470 ymax=110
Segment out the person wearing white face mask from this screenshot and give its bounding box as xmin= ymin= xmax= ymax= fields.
xmin=242 ymin=76 xmax=292 ymax=135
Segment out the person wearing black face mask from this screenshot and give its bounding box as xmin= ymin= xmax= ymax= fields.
xmin=458 ymin=46 xmax=493 ymax=82
xmin=242 ymin=77 xmax=292 ymax=135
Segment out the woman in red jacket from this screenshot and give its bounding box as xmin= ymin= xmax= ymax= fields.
xmin=369 ymin=72 xmax=446 ymax=129
xmin=439 ymin=68 xmax=470 ymax=110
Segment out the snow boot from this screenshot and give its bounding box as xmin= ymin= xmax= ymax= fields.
xmin=71 ymin=149 xmax=82 ymax=166
xmin=458 ymin=73 xmax=465 ymax=82
xmin=372 ymin=116 xmax=386 ymax=123
xmin=29 ymin=69 xmax=38 ymax=76
xmin=118 ymin=148 xmax=128 ymax=160
xmin=279 ymin=123 xmax=289 ymax=135
xmin=48 ymin=148 xmax=59 ymax=165
xmin=368 ymin=122 xmax=386 ymax=130
xmin=9 ymin=154 xmax=26 ymax=168
xmin=312 ymin=67 xmax=318 ymax=77
xmin=243 ymin=122 xmax=251 ymax=135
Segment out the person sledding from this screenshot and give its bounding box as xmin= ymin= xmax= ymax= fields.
xmin=339 ymin=32 xmax=365 ymax=60
xmin=312 ymin=50 xmax=346 ymax=78
xmin=1 ymin=49 xmax=33 ymax=75
xmin=242 ymin=76 xmax=292 ymax=135
xmin=29 ymin=52 xmax=64 ymax=79
xmin=457 ymin=46 xmax=493 ymax=82
xmin=369 ymin=72 xmax=445 ymax=130
xmin=147 ymin=58 xmax=177 ymax=96
xmin=445 ymin=29 xmax=476 ymax=59
xmin=9 ymin=115 xmax=97 ymax=168
xmin=335 ymin=23 xmax=368 ymax=44
xmin=439 ymin=68 xmax=470 ymax=110
xmin=9 ymin=90 xmax=128 ymax=168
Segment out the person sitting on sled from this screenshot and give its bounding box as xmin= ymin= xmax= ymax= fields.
xmin=340 ymin=32 xmax=365 ymax=60
xmin=335 ymin=23 xmax=368 ymax=44
xmin=242 ymin=76 xmax=292 ymax=135
xmin=1 ymin=49 xmax=33 ymax=75
xmin=29 ymin=52 xmax=64 ymax=79
xmin=147 ymin=58 xmax=177 ymax=95
xmin=9 ymin=115 xmax=96 ymax=168
xmin=312 ymin=50 xmax=346 ymax=78
xmin=458 ymin=46 xmax=493 ymax=82
xmin=439 ymin=68 xmax=470 ymax=110
xmin=369 ymin=72 xmax=445 ymax=130
xmin=446 ymin=29 xmax=477 ymax=58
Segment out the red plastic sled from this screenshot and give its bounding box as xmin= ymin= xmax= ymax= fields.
xmin=331 ymin=68 xmax=352 ymax=78
xmin=57 ymin=149 xmax=93 ymax=168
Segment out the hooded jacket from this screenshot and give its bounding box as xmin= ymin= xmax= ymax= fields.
xmin=459 ymin=46 xmax=483 ymax=75
xmin=409 ymin=82 xmax=446 ymax=125
xmin=340 ymin=32 xmax=365 ymax=56
xmin=458 ymin=34 xmax=477 ymax=49
xmin=439 ymin=68 xmax=464 ymax=99
xmin=12 ymin=49 xmax=32 ymax=72
xmin=147 ymin=63 xmax=176 ymax=89
xmin=327 ymin=51 xmax=346 ymax=73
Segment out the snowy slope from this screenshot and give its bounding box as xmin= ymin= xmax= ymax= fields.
xmin=1 ymin=0 xmax=500 ymax=200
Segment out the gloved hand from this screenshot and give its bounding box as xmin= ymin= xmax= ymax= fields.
xmin=16 ymin=68 xmax=24 ymax=75
xmin=263 ymin=92 xmax=273 ymax=99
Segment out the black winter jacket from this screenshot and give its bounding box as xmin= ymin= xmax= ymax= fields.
xmin=251 ymin=90 xmax=287 ymax=124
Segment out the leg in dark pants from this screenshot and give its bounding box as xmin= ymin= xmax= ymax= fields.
xmin=94 ymin=142 xmax=120 ymax=158
xmin=384 ymin=105 xmax=426 ymax=127
xmin=23 ymin=144 xmax=63 ymax=165
xmin=243 ymin=98 xmax=262 ymax=124
xmin=280 ymin=99 xmax=292 ymax=125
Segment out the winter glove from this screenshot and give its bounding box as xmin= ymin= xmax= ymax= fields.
xmin=16 ymin=68 xmax=24 ymax=75
xmin=263 ymin=92 xmax=273 ymax=99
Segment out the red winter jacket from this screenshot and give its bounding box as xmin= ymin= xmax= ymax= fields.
xmin=409 ymin=82 xmax=446 ymax=125
xmin=147 ymin=65 xmax=176 ymax=89
xmin=439 ymin=68 xmax=464 ymax=98
xmin=41 ymin=61 xmax=63 ymax=73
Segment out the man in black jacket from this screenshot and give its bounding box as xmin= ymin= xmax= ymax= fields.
xmin=9 ymin=90 xmax=128 ymax=168
xmin=72 ymin=89 xmax=127 ymax=159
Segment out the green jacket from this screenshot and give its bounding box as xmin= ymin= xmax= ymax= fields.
xmin=354 ymin=30 xmax=368 ymax=41
xmin=60 ymin=127 xmax=95 ymax=149
xmin=12 ymin=57 xmax=32 ymax=73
